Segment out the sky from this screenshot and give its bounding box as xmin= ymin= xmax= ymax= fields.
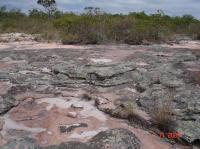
xmin=0 ymin=0 xmax=200 ymax=19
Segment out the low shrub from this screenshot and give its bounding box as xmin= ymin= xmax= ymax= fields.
xmin=0 ymin=6 xmax=200 ymax=44
xmin=61 ymin=34 xmax=81 ymax=44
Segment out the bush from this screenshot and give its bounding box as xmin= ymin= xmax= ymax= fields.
xmin=61 ymin=34 xmax=81 ymax=44
xmin=189 ymin=23 xmax=200 ymax=40
xmin=0 ymin=6 xmax=200 ymax=44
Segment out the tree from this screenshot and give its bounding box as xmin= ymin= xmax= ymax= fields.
xmin=29 ymin=9 xmax=47 ymax=19
xmin=37 ymin=0 xmax=57 ymax=19
xmin=0 ymin=6 xmax=7 ymax=19
xmin=84 ymin=7 xmax=102 ymax=16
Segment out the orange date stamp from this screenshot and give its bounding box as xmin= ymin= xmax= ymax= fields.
xmin=160 ymin=132 xmax=182 ymax=139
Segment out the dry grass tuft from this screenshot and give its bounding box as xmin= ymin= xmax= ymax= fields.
xmin=82 ymin=93 xmax=93 ymax=101
xmin=125 ymin=102 xmax=136 ymax=118
xmin=112 ymin=101 xmax=137 ymax=119
xmin=151 ymin=92 xmax=175 ymax=132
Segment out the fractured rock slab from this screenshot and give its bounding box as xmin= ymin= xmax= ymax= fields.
xmin=59 ymin=123 xmax=88 ymax=133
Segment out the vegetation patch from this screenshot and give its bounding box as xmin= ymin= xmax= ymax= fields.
xmin=0 ymin=4 xmax=200 ymax=44
xmin=151 ymin=92 xmax=176 ymax=133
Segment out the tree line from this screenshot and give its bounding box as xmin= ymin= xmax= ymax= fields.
xmin=0 ymin=0 xmax=200 ymax=44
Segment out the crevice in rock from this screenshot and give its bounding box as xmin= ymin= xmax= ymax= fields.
xmin=193 ymin=139 xmax=200 ymax=148
xmin=59 ymin=123 xmax=88 ymax=133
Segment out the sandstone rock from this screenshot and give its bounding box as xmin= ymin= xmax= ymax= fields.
xmin=35 ymin=85 xmax=50 ymax=92
xmin=94 ymin=94 xmax=116 ymax=114
xmin=0 ymin=138 xmax=41 ymax=149
xmin=0 ymin=33 xmax=35 ymax=42
xmin=161 ymin=77 xmax=183 ymax=88
xmin=71 ymin=103 xmax=84 ymax=109
xmin=0 ymin=94 xmax=16 ymax=114
xmin=67 ymin=112 xmax=78 ymax=118
xmin=1 ymin=57 xmax=13 ymax=62
xmin=0 ymin=85 xmax=31 ymax=114
xmin=1 ymin=40 xmax=200 ymax=147
xmin=52 ymin=62 xmax=136 ymax=87
xmin=0 ymin=72 xmax=10 ymax=81
xmin=47 ymin=131 xmax=53 ymax=135
xmin=172 ymin=86 xmax=200 ymax=143
xmin=61 ymin=89 xmax=85 ymax=98
xmin=176 ymin=120 xmax=200 ymax=144
xmin=45 ymin=142 xmax=90 ymax=149
xmin=59 ymin=123 xmax=88 ymax=133
xmin=41 ymin=67 xmax=51 ymax=73
xmin=89 ymin=128 xmax=141 ymax=149
xmin=131 ymin=109 xmax=152 ymax=127
xmin=95 ymin=96 xmax=110 ymax=106
xmin=138 ymin=83 xmax=200 ymax=144
xmin=0 ymin=118 xmax=4 ymax=131
xmin=7 ymin=129 xmax=140 ymax=149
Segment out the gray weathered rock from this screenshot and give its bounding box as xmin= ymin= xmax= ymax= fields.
xmin=1 ymin=138 xmax=41 ymax=149
xmin=89 ymin=128 xmax=141 ymax=149
xmin=0 ymin=94 xmax=16 ymax=114
xmin=52 ymin=62 xmax=136 ymax=87
xmin=45 ymin=142 xmax=90 ymax=149
xmin=0 ymin=129 xmax=141 ymax=149
xmin=0 ymin=72 xmax=10 ymax=81
xmin=0 ymin=118 xmax=4 ymax=131
xmin=1 ymin=41 xmax=200 ymax=147
xmin=59 ymin=123 xmax=88 ymax=133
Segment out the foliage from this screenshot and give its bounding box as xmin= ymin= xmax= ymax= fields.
xmin=37 ymin=0 xmax=57 ymax=19
xmin=0 ymin=6 xmax=200 ymax=44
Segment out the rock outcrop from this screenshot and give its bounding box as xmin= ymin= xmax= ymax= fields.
xmin=1 ymin=138 xmax=41 ymax=149
xmin=88 ymin=128 xmax=141 ymax=149
xmin=0 ymin=41 xmax=200 ymax=148
xmin=1 ymin=128 xmax=141 ymax=149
